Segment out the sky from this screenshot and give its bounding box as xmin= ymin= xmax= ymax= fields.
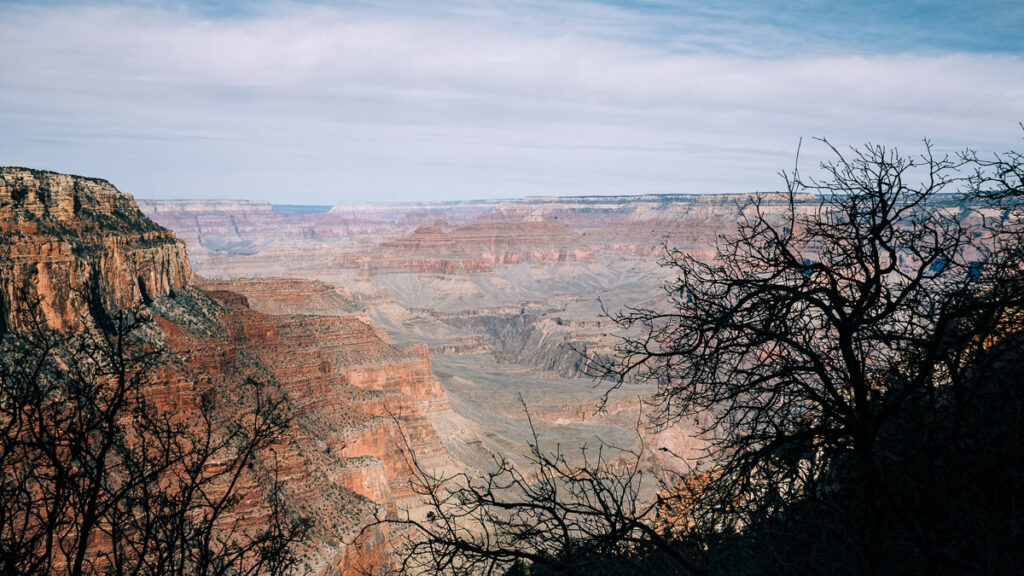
xmin=1 ymin=0 xmax=1023 ymax=203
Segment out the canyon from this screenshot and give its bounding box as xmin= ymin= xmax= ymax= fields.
xmin=3 ymin=166 xmax=791 ymax=574
xmin=138 ymin=193 xmax=779 ymax=473
xmin=1 ymin=168 xmax=460 ymax=574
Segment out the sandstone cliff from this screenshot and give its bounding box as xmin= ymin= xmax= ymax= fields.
xmin=156 ymin=284 xmax=455 ymax=574
xmin=2 ymin=169 xmax=461 ymax=574
xmin=339 ymin=221 xmax=588 ymax=274
xmin=0 ymin=167 xmax=191 ymax=332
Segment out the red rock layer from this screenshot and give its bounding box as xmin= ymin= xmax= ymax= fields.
xmin=337 ymin=221 xmax=590 ymax=273
xmin=0 ymin=168 xmax=191 ymax=332
xmin=1 ymin=168 xmax=453 ymax=574
xmin=201 ymin=277 xmax=356 ymax=316
xmin=157 ymin=282 xmax=454 ymax=574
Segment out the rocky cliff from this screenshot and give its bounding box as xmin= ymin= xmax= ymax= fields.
xmin=0 ymin=167 xmax=191 ymax=332
xmin=158 ymin=284 xmax=456 ymax=574
xmin=337 ymin=221 xmax=589 ymax=274
xmin=201 ymin=277 xmax=358 ymax=316
xmin=2 ymin=169 xmax=463 ymax=574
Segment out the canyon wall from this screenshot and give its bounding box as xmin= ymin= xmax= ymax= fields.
xmin=136 ymin=194 xmax=727 ymax=477
xmin=7 ymin=166 xmax=772 ymax=573
xmin=2 ymin=168 xmax=468 ymax=575
xmin=0 ymin=185 xmax=814 ymax=574
xmin=157 ymin=284 xmax=455 ymax=574
xmin=1 ymin=168 xmax=191 ymax=332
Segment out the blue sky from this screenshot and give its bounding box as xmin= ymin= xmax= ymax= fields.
xmin=1 ymin=0 xmax=1023 ymax=202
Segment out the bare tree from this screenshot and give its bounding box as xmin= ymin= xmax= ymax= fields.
xmin=362 ymin=399 xmax=703 ymax=576
xmin=594 ymin=139 xmax=1024 ymax=572
xmin=374 ymin=137 xmax=1024 ymax=576
xmin=0 ymin=299 xmax=310 ymax=576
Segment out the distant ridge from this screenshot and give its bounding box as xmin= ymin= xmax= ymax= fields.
xmin=273 ymin=204 xmax=332 ymax=214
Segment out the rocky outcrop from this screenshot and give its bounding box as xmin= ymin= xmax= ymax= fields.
xmin=337 ymin=221 xmax=589 ymax=274
xmin=0 ymin=167 xmax=191 ymax=332
xmin=339 ymin=523 xmax=392 ymax=576
xmin=201 ymin=277 xmax=357 ymax=316
xmin=442 ymin=312 xmax=600 ymax=378
xmin=2 ymin=169 xmax=463 ymax=575
xmin=175 ymin=280 xmax=460 ymax=573
xmin=145 ymin=282 xmax=457 ymax=575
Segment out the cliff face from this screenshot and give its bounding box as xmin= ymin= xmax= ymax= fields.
xmin=193 ymin=282 xmax=453 ymax=480
xmin=1 ymin=169 xmax=461 ymax=574
xmin=0 ymin=168 xmax=191 ymax=332
xmin=166 ymin=284 xmax=455 ymax=574
xmin=200 ymin=277 xmax=357 ymax=316
xmin=337 ymin=221 xmax=589 ymax=274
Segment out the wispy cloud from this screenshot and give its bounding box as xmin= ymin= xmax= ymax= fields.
xmin=1 ymin=1 xmax=1022 ymax=201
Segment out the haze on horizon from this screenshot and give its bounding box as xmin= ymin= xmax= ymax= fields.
xmin=1 ymin=0 xmax=1023 ymax=204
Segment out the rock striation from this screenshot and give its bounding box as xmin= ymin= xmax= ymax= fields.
xmin=338 ymin=221 xmax=589 ymax=274
xmin=201 ymin=277 xmax=357 ymax=316
xmin=0 ymin=167 xmax=191 ymax=332
xmin=160 ymin=284 xmax=455 ymax=573
xmin=138 ymin=192 xmax=820 ymax=284
xmin=2 ymin=169 xmax=463 ymax=575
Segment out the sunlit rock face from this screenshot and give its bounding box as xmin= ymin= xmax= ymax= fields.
xmin=1 ymin=168 xmax=462 ymax=574
xmin=0 ymin=167 xmax=191 ymax=332
xmin=161 ymin=284 xmax=455 ymax=575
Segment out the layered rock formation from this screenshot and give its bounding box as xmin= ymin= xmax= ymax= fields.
xmin=130 ymin=190 xmax=837 ymax=572
xmin=135 ymin=194 xmax=740 ymax=467
xmin=138 ymin=193 xmax=815 ymax=284
xmin=138 ymin=198 xmax=500 ymax=280
xmin=1 ymin=168 xmax=191 ymax=332
xmin=3 ymin=168 xmax=466 ymax=575
xmin=159 ymin=285 xmax=455 ymax=573
xmin=342 ymin=221 xmax=588 ymax=274
xmin=201 ymin=277 xmax=357 ymax=316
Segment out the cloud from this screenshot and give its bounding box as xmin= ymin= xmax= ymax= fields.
xmin=0 ymin=2 xmax=1022 ymax=202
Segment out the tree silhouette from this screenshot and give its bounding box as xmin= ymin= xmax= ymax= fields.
xmin=377 ymin=137 xmax=1024 ymax=575
xmin=0 ymin=299 xmax=310 ymax=576
xmin=595 ymin=139 xmax=1024 ymax=573
xmin=364 ymin=399 xmax=703 ymax=576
